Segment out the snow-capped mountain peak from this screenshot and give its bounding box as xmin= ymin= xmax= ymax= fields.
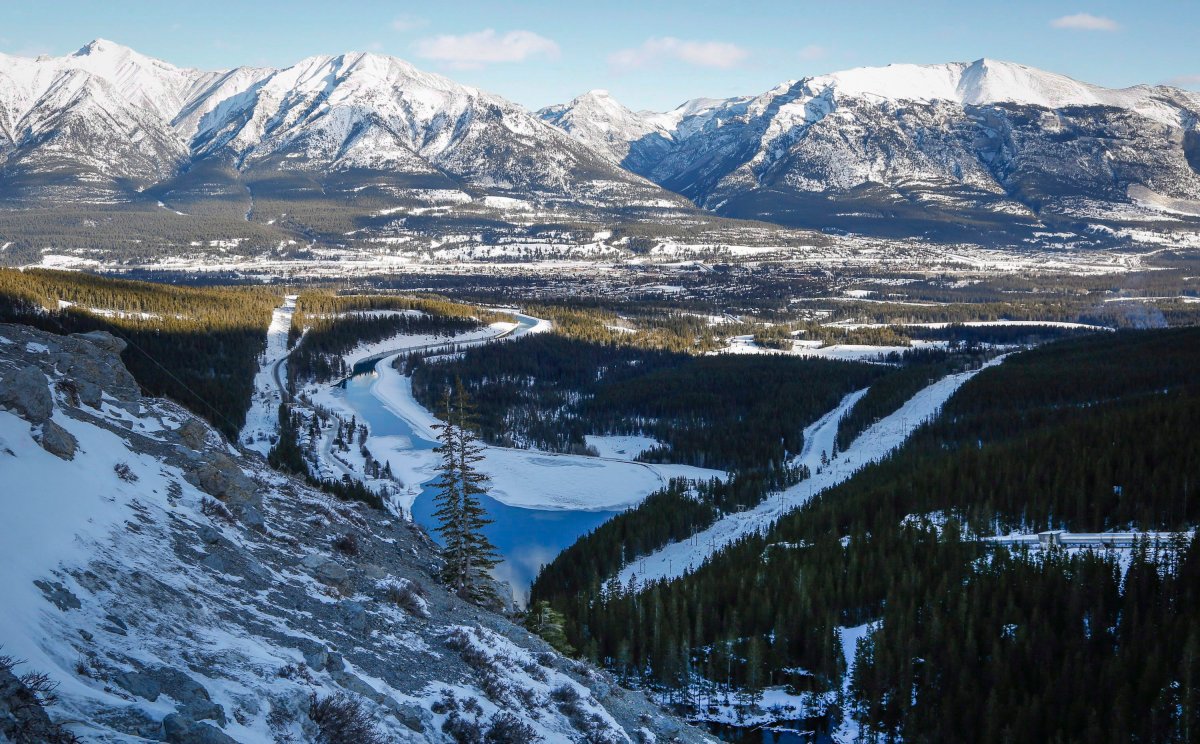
xmin=804 ymin=58 xmax=1152 ymax=111
xmin=539 ymin=57 xmax=1200 ymax=243
xmin=0 ymin=40 xmax=674 ymax=207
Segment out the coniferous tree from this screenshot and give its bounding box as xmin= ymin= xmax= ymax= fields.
xmin=526 ymin=600 xmax=576 ymax=655
xmin=431 ymin=383 xmax=500 ymax=605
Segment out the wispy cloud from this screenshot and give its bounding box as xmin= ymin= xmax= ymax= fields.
xmin=797 ymin=44 xmax=827 ymax=61
xmin=1050 ymin=13 xmax=1120 ymax=31
xmin=391 ymin=15 xmax=426 ymax=33
xmin=413 ymin=29 xmax=559 ymax=69
xmin=609 ymin=37 xmax=748 ymax=72
xmin=1167 ymin=74 xmax=1200 ymax=88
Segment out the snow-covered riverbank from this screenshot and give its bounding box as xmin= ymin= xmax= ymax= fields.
xmin=319 ymin=353 xmax=722 ymax=514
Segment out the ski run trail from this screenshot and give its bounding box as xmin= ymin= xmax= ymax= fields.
xmin=618 ymin=356 xmax=1008 ymax=586
xmin=240 ymin=294 xmax=297 ymax=455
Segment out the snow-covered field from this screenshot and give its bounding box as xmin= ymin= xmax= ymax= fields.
xmin=618 ymin=357 xmax=1007 ymax=585
xmin=826 ymin=319 xmax=1112 ymax=331
xmin=720 ymin=334 xmax=945 ymax=362
xmin=585 ymin=434 xmax=661 ymax=459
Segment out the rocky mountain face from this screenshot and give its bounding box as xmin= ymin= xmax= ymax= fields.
xmin=0 ymin=39 xmax=678 ymax=204
xmin=0 ymin=40 xmax=699 ymax=264
xmin=541 ymin=59 xmax=1200 ymax=244
xmin=2 ymin=43 xmax=1198 ymax=261
xmin=0 ymin=323 xmax=708 ymax=743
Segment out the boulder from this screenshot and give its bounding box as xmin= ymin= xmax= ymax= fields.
xmin=161 ymin=713 xmax=237 ymax=744
xmin=116 ymin=666 xmax=219 ymax=721
xmin=234 ymin=504 xmax=265 ymax=532
xmin=71 ymin=330 xmax=127 ymax=355
xmin=394 ymin=703 xmax=428 ymax=733
xmin=186 ymin=452 xmax=261 ymax=509
xmin=305 ymin=556 xmax=350 ymax=589
xmin=113 ymin=670 xmax=163 ymax=702
xmin=303 ymin=648 xmax=329 ymax=672
xmin=339 ymin=600 xmax=370 ymax=635
xmin=0 ymin=365 xmax=52 ymax=423
xmin=51 ymin=337 xmax=140 ymax=407
xmin=175 ymin=419 xmax=210 ymax=450
xmin=36 ymin=420 xmax=77 ymax=460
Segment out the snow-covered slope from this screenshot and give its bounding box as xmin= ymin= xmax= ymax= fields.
xmin=0 ymin=322 xmax=710 ymax=742
xmin=542 ymin=59 xmax=1200 ymax=243
xmin=0 ymin=40 xmax=681 ymax=211
xmin=538 ymin=90 xmax=678 ymax=172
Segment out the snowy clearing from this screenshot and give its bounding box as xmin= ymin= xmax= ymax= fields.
xmin=240 ymin=294 xmax=296 ymax=455
xmin=585 ymin=434 xmax=662 ymax=459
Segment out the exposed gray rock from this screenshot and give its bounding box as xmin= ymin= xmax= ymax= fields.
xmin=395 ymin=703 xmax=428 ymax=732
xmin=175 ymin=419 xmax=210 ymax=450
xmin=36 ymin=419 xmax=77 ymax=460
xmin=0 ymin=665 xmax=63 ymax=743
xmin=339 ymin=601 xmax=370 ymax=635
xmin=184 ymin=451 xmax=261 ymax=509
xmin=161 ymin=713 xmax=237 ymax=744
xmin=302 ymin=648 xmax=329 ymax=672
xmin=50 ymin=336 xmax=140 ymax=407
xmin=71 ymin=330 xmax=126 ymax=355
xmin=113 ymin=670 xmax=163 ymax=701
xmin=0 ymin=365 xmax=51 ymax=423
xmin=305 ymin=556 xmax=350 ymax=589
xmin=115 ymin=666 xmax=221 ymax=727
xmin=74 ymin=379 xmax=103 ymax=409
xmin=33 ymin=579 xmax=81 ymax=611
xmin=200 ymin=552 xmax=231 ymax=574
xmin=234 ymin=503 xmax=265 ymax=531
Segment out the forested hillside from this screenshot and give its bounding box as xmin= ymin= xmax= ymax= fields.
xmin=531 ymin=327 xmax=1200 ymax=742
xmin=0 ymin=269 xmax=276 ymax=438
xmin=285 ymin=292 xmax=506 ymax=384
xmin=411 ymin=332 xmax=884 ymax=471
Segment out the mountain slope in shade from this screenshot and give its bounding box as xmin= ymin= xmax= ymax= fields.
xmin=542 ymin=59 xmax=1200 ymax=242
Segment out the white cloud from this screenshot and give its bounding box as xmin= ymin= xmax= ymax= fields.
xmin=391 ymin=15 xmax=426 ymax=32
xmin=609 ymin=37 xmax=749 ymax=72
xmin=798 ymin=44 xmax=827 ymax=61
xmin=1050 ymin=13 xmax=1120 ymax=31
xmin=413 ymin=29 xmax=559 ymax=68
xmin=1167 ymin=74 xmax=1200 ymax=88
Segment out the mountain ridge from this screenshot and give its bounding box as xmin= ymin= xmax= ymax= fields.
xmin=540 ymin=57 xmax=1200 ymax=242
xmin=1 ymin=40 xmax=1199 ymax=262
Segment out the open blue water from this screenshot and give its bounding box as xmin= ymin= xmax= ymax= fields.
xmin=340 ymin=360 xmax=618 ymax=604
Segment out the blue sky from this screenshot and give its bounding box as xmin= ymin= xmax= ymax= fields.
xmin=2 ymin=1 xmax=1197 ymax=111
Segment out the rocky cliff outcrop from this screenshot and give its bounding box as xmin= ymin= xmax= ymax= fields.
xmin=0 ymin=322 xmax=710 ymax=743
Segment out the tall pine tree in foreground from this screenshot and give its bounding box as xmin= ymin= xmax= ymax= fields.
xmin=431 ymin=381 xmax=501 ymax=605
